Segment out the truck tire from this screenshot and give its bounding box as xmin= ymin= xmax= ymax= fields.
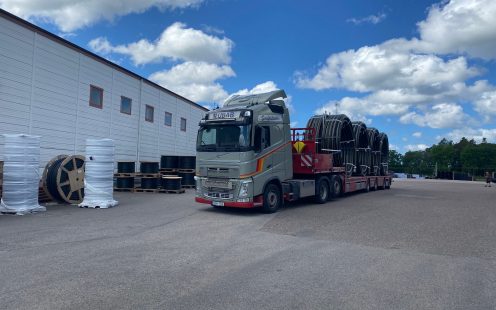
xmin=330 ymin=175 xmax=342 ymax=198
xmin=385 ymin=178 xmax=391 ymax=189
xmin=365 ymin=180 xmax=370 ymax=192
xmin=373 ymin=178 xmax=378 ymax=191
xmin=262 ymin=183 xmax=281 ymax=213
xmin=314 ymin=177 xmax=330 ymax=204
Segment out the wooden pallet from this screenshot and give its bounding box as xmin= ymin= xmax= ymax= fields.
xmin=157 ymin=188 xmax=185 ymax=194
xmin=182 ymin=185 xmax=195 ymax=189
xmin=114 ymin=188 xmax=134 ymax=192
xmin=160 ymin=168 xmax=178 ymax=173
xmin=136 ymin=173 xmax=160 ymax=178
xmin=178 ymin=169 xmax=195 ymax=173
xmin=114 ymin=173 xmax=136 ymax=177
xmin=133 ymin=188 xmax=158 ymax=193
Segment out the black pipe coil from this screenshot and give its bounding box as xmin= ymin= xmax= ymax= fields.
xmin=116 ymin=177 xmax=134 ymax=189
xmin=140 ymin=162 xmax=159 ymax=174
xmin=178 ymin=171 xmax=195 ymax=185
xmin=141 ymin=177 xmax=158 ymax=189
xmin=46 ymin=157 xmax=66 ymax=202
xmin=306 ymin=114 xmax=355 ymax=168
xmin=352 ymin=122 xmax=370 ymax=176
xmin=366 ymin=128 xmax=381 ymax=175
xmin=162 ymin=177 xmax=182 ymax=190
xmin=179 ymin=156 xmax=196 ymax=169
xmin=378 ymin=132 xmax=389 ymax=176
xmin=161 ymin=156 xmax=179 ymax=169
xmin=117 ymin=162 xmax=135 ymax=173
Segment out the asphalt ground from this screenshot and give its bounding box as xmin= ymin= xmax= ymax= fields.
xmin=1 ymin=179 xmax=495 ymax=309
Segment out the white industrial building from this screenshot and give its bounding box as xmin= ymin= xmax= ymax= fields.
xmin=0 ymin=9 xmax=207 ymax=169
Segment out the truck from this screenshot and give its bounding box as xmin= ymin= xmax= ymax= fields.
xmin=194 ymin=90 xmax=391 ymax=213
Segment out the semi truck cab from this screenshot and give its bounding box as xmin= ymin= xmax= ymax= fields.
xmin=195 ymin=90 xmax=293 ymax=212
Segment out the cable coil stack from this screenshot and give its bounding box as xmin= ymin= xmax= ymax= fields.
xmin=79 ymin=139 xmax=118 ymax=208
xmin=352 ymin=122 xmax=371 ymax=176
xmin=306 ymin=114 xmax=389 ymax=176
xmin=306 ymin=114 xmax=355 ymax=174
xmin=0 ymin=134 xmax=45 ymax=215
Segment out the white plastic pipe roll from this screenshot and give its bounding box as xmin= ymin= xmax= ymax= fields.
xmin=79 ymin=139 xmax=118 ymax=208
xmin=0 ymin=134 xmax=46 ymax=215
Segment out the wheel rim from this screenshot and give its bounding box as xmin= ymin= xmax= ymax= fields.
xmin=268 ymin=191 xmax=278 ymax=207
xmin=320 ymin=182 xmax=328 ymax=200
xmin=334 ymin=181 xmax=340 ymax=194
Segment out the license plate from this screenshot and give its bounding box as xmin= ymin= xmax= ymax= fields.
xmin=212 ymin=201 xmax=224 ymax=207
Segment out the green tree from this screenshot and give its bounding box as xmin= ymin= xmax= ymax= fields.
xmin=388 ymin=150 xmax=404 ymax=172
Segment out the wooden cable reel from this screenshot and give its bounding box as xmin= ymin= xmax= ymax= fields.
xmin=42 ymin=155 xmax=85 ymax=204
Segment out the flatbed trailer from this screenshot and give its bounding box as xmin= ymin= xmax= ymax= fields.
xmin=279 ymin=128 xmax=391 ymax=204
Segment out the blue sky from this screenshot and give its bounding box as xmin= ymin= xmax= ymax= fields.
xmin=2 ymin=0 xmax=496 ymax=153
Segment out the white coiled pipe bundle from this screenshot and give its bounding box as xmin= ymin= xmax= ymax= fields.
xmin=79 ymin=139 xmax=118 ymax=208
xmin=0 ymin=134 xmax=46 ymax=215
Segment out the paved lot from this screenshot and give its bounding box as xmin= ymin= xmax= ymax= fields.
xmin=1 ymin=179 xmax=495 ymax=309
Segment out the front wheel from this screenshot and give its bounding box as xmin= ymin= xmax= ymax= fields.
xmin=262 ymin=183 xmax=281 ymax=213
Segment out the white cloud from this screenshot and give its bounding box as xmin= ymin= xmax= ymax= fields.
xmin=149 ymin=61 xmax=235 ymax=103
xmin=412 ymin=132 xmax=422 ymax=138
xmin=347 ymin=12 xmax=387 ymax=25
xmin=417 ymin=0 xmax=496 ymax=59
xmin=295 ymin=42 xmax=479 ymax=93
xmin=474 ymin=90 xmax=496 ymax=117
xmin=389 ymin=144 xmax=399 ymax=151
xmin=405 ymin=144 xmax=429 ymax=152
xmin=399 ymin=103 xmax=471 ymax=129
xmin=446 ymin=128 xmax=496 ymax=143
xmin=298 ymin=0 xmax=496 ymax=131
xmin=0 ymin=0 xmax=204 ymax=32
xmin=89 ymin=22 xmax=233 ymax=65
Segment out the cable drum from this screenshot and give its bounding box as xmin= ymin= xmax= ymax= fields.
xmin=178 ymin=171 xmax=195 ymax=186
xmin=352 ymin=122 xmax=370 ymax=176
xmin=378 ymin=132 xmax=389 ymax=176
xmin=141 ymin=177 xmax=158 ymax=189
xmin=366 ymin=128 xmax=381 ymax=175
xmin=43 ymin=154 xmax=85 ymax=204
xmin=116 ymin=177 xmax=134 ymax=189
xmin=140 ymin=162 xmax=159 ymax=174
xmin=161 ymin=156 xmax=179 ymax=169
xmin=117 ymin=162 xmax=135 ymax=173
xmin=179 ymin=156 xmax=196 ymax=170
xmin=162 ymin=176 xmax=182 ymax=190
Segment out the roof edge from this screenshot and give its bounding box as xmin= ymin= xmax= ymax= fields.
xmin=0 ymin=8 xmax=209 ymax=112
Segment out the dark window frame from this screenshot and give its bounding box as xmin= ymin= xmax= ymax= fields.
xmin=145 ymin=105 xmax=154 ymax=123
xmin=180 ymin=117 xmax=187 ymax=132
xmin=120 ymin=96 xmax=132 ymax=115
xmin=164 ymin=112 xmax=172 ymax=127
xmin=89 ymin=85 xmax=103 ymax=109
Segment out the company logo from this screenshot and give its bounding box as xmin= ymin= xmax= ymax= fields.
xmin=257 ymin=115 xmax=283 ymax=122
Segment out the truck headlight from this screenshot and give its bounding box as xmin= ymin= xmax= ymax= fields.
xmin=238 ymin=180 xmax=251 ymax=198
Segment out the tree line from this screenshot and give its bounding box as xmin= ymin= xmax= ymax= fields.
xmin=388 ymin=138 xmax=496 ymax=177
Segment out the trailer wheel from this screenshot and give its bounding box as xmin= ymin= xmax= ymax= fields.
xmin=314 ymin=177 xmax=329 ymax=204
xmin=365 ymin=180 xmax=370 ymax=192
xmin=330 ymin=175 xmax=342 ymax=198
xmin=373 ymin=179 xmax=378 ymax=191
xmin=262 ymin=183 xmax=281 ymax=213
xmin=385 ymin=179 xmax=391 ymax=189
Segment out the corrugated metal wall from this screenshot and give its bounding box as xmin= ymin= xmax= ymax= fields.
xmin=0 ymin=15 xmax=206 ymax=170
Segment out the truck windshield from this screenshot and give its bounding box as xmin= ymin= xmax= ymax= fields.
xmin=197 ymin=125 xmax=252 ymax=152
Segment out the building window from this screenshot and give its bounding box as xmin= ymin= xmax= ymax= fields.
xmin=145 ymin=105 xmax=154 ymax=123
xmin=180 ymin=117 xmax=187 ymax=131
xmin=89 ymin=85 xmax=103 ymax=109
xmin=164 ymin=112 xmax=172 ymax=126
xmin=120 ymin=96 xmax=132 ymax=115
